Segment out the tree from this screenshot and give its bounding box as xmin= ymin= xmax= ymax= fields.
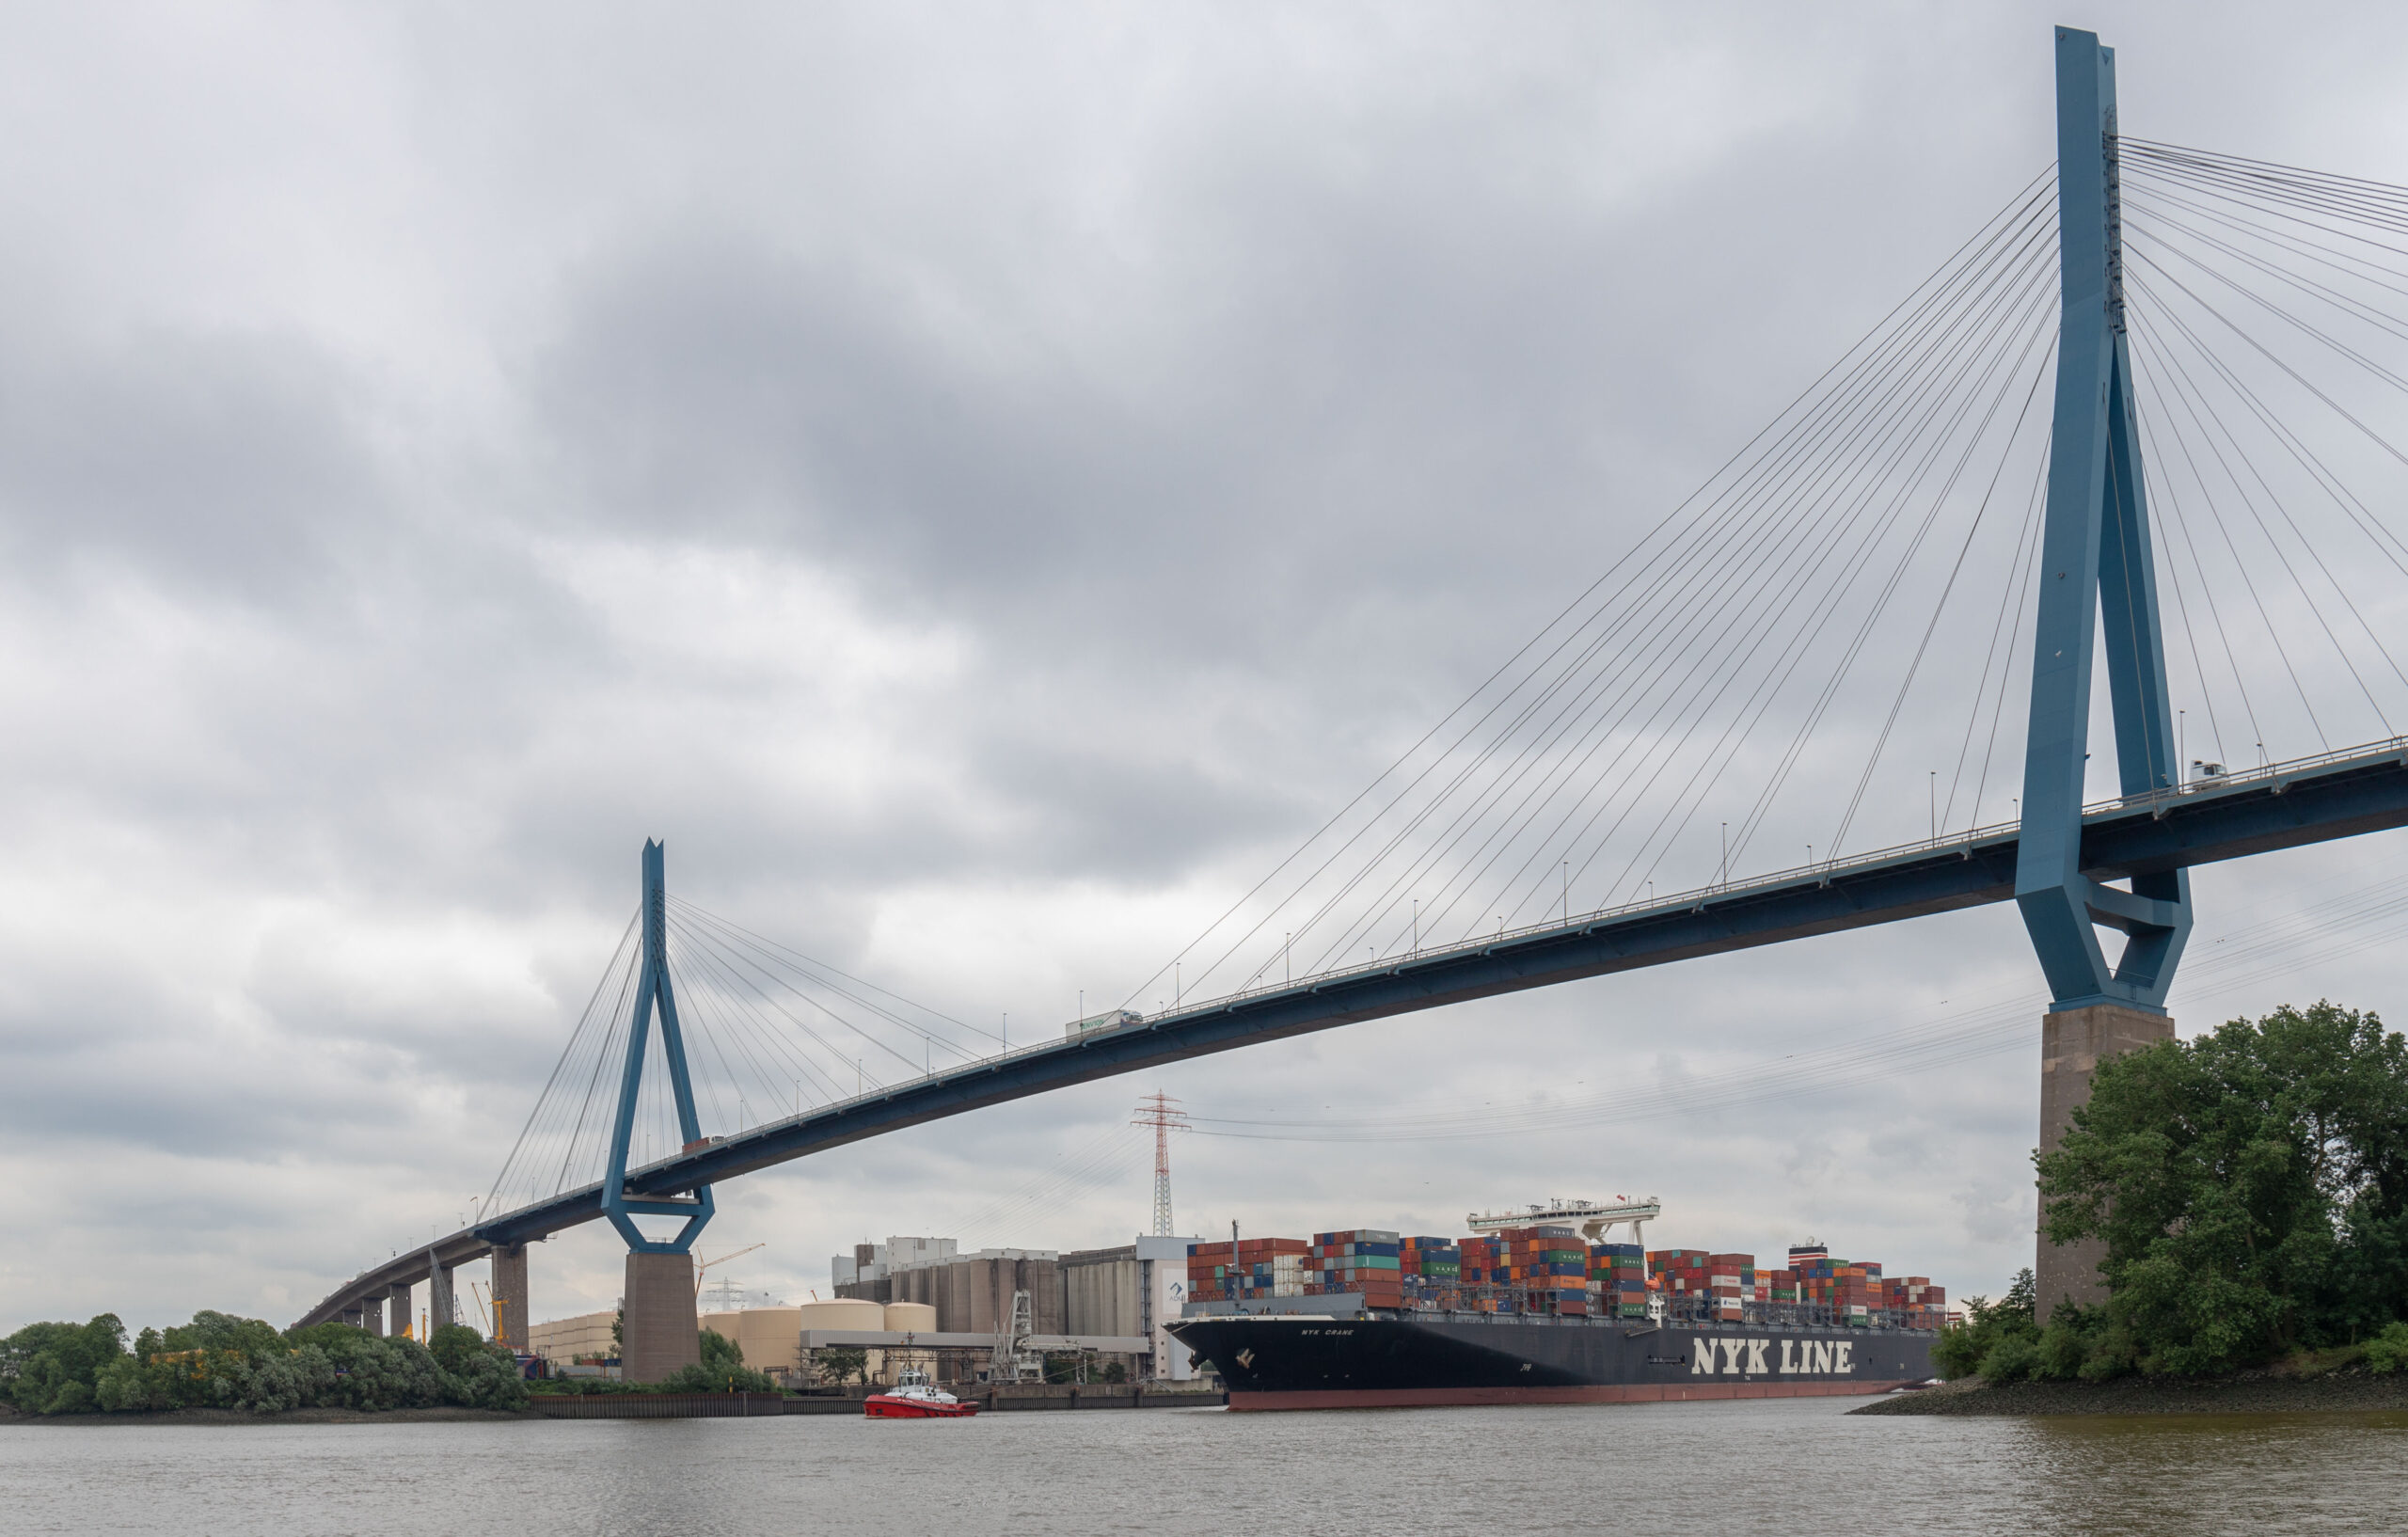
xmin=427 ymin=1322 xmax=529 ymax=1410
xmin=283 ymin=1324 xmax=448 ymax=1411
xmin=56 ymin=1312 xmax=530 ymax=1416
xmin=2036 ymin=1002 xmax=2408 ymax=1375
xmin=1 ymin=1315 xmax=126 ymax=1414
xmin=1931 ymin=1271 xmax=2036 ymax=1382
xmin=425 ymin=1323 xmax=488 ymax=1375
xmin=164 ymin=1310 xmax=285 ymax=1358
xmin=92 ymin=1311 xmax=284 ymax=1412
xmin=815 ymin=1347 xmax=868 ymax=1387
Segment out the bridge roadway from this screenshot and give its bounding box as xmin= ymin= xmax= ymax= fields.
xmin=297 ymin=737 xmax=2408 ymax=1327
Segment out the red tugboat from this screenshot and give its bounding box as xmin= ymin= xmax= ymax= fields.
xmin=863 ymin=1367 xmax=979 ymax=1418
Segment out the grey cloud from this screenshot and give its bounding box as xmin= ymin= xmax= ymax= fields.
xmin=6 ymin=2 xmax=2408 ymax=1330
xmin=0 ymin=325 xmax=382 ymax=602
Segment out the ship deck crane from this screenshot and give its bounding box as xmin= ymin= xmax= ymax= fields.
xmin=1466 ymin=1197 xmax=1661 ymax=1251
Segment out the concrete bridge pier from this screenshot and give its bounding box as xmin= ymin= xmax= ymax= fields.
xmin=428 ymin=1257 xmax=457 ymax=1335
xmin=621 ymin=1250 xmax=699 ymax=1384
xmin=491 ymin=1244 xmax=529 ymax=1352
xmin=339 ymin=1305 xmax=365 ymax=1329
xmin=2036 ymin=1002 xmax=2175 ymax=1317
xmin=388 ymin=1281 xmax=415 ymax=1339
xmin=358 ymin=1294 xmax=383 ymax=1336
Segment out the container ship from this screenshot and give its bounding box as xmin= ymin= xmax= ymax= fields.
xmin=1165 ymin=1201 xmax=1942 ymax=1410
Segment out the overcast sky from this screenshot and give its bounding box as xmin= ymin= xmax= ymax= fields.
xmin=8 ymin=0 xmax=2408 ymax=1335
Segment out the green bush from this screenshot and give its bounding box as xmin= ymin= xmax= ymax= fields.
xmin=44 ymin=1381 xmax=97 ymax=1414
xmin=2036 ymin=1319 xmax=2089 ymax=1381
xmin=655 ymin=1360 xmax=777 ymax=1394
xmin=425 ymin=1323 xmax=488 ymax=1376
xmin=283 ymin=1324 xmax=448 ymax=1411
xmin=423 ymin=1323 xmax=528 ymax=1410
xmin=230 ymin=1345 xmax=340 ymax=1414
xmin=2077 ymin=1321 xmax=2139 ymax=1382
xmin=1979 ymin=1334 xmax=2039 ymax=1385
xmin=1932 ymin=1270 xmax=2036 ymax=1380
xmin=2366 ymin=1323 xmax=2408 ymax=1374
xmin=657 ymin=1330 xmax=775 ymax=1394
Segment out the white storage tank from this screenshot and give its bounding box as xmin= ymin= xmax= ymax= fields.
xmin=798 ymin=1297 xmax=887 ymax=1385
xmin=796 ymin=1298 xmax=885 ymax=1331
xmin=737 ymin=1307 xmax=803 ymax=1374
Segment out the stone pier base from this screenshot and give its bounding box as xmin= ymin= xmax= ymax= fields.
xmin=2037 ymin=1002 xmax=2175 ymax=1318
xmin=492 ymin=1244 xmax=529 ymax=1353
xmin=622 ymin=1251 xmax=699 ymax=1385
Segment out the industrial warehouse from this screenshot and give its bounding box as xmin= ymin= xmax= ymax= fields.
xmin=525 ymin=1233 xmax=1201 ymax=1389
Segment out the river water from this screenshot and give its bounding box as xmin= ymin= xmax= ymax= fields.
xmin=6 ymin=1398 xmax=2405 ymax=1535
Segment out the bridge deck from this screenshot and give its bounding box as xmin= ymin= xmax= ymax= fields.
xmin=297 ymin=737 xmax=2408 ymax=1327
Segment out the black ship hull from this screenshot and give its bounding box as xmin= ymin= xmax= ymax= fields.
xmin=1167 ymin=1313 xmax=1935 ymax=1411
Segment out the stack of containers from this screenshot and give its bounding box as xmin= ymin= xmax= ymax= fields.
xmin=1400 ymin=1237 xmax=1460 ymax=1308
xmin=1499 ymin=1227 xmax=1588 ymax=1316
xmin=1253 ymin=1242 xmax=1307 ymax=1299
xmin=1310 ymin=1230 xmax=1402 ymax=1308
xmin=1196 ymin=1228 xmax=1945 ymax=1325
xmin=1186 ymin=1240 xmax=1233 ymax=1303
xmin=1457 ymin=1237 xmax=1504 ymax=1310
xmin=1647 ymin=1248 xmax=1713 ymax=1307
xmin=1187 ymin=1237 xmax=1308 ymax=1303
xmin=1589 ymin=1244 xmax=1647 ymax=1317
xmin=1483 ymin=1228 xmax=1525 ymax=1312
xmin=1882 ymin=1276 xmax=1946 ymax=1324
xmin=1831 ymin=1260 xmax=1882 ymax=1325
xmin=1791 ymin=1251 xmax=1842 ymax=1308
xmin=1707 ymin=1253 xmax=1754 ymax=1322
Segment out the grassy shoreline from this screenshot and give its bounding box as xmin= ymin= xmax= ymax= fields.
xmin=0 ymin=1404 xmax=537 ymax=1426
xmin=1854 ymin=1369 xmax=2408 ymax=1416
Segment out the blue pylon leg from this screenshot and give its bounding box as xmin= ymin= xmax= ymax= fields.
xmin=2014 ymin=27 xmax=2190 ymax=1013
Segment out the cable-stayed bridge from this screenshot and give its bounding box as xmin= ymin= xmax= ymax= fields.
xmin=299 ymin=31 xmax=2408 ymax=1363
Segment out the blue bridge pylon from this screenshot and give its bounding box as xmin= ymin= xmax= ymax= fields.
xmin=600 ymin=840 xmax=716 ymax=1257
xmin=2017 ymin=27 xmax=2190 ymax=1014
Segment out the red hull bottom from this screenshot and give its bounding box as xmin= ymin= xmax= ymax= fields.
xmin=863 ymin=1399 xmax=979 ymax=1418
xmin=1228 ymin=1380 xmax=1918 ymax=1412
